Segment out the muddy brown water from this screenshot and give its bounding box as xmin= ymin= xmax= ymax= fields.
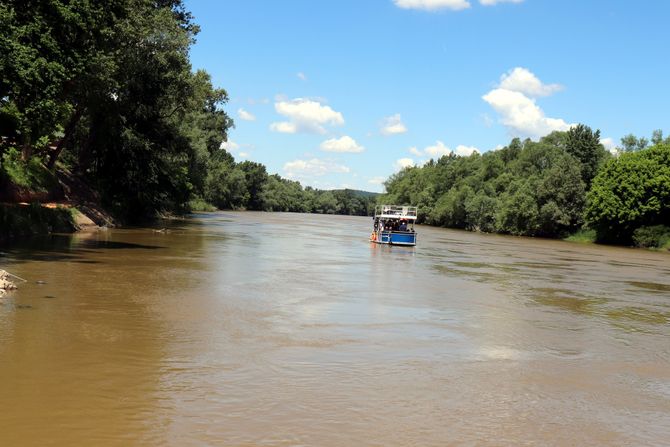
xmin=1 ymin=212 xmax=669 ymax=446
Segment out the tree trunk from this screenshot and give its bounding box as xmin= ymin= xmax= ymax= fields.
xmin=20 ymin=137 xmax=32 ymax=161
xmin=47 ymin=106 xmax=84 ymax=170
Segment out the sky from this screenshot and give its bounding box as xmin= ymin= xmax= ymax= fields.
xmin=185 ymin=0 xmax=669 ymax=192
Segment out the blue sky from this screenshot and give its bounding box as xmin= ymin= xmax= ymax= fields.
xmin=185 ymin=0 xmax=669 ymax=192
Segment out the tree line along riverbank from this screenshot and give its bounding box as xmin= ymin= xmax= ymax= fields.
xmin=1 ymin=1 xmax=669 ymax=250
xmin=380 ymin=128 xmax=670 ymax=250
xmin=0 ymin=0 xmax=376 ymax=238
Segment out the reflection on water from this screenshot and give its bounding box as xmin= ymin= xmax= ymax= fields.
xmin=1 ymin=212 xmax=669 ymax=446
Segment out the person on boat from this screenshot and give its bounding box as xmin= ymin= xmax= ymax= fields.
xmin=399 ymin=220 xmax=407 ymax=231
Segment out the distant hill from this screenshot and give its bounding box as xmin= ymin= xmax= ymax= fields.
xmin=333 ymin=188 xmax=380 ymax=198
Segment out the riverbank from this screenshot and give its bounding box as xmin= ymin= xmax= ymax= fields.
xmin=0 ymin=165 xmax=117 ymax=242
xmin=0 ymin=203 xmax=78 ymax=241
xmin=564 ymin=227 xmax=670 ymax=252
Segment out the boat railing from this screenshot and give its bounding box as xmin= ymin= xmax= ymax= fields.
xmin=374 ymin=205 xmax=418 ymax=220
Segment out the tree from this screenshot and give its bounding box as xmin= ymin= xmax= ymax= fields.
xmin=465 ymin=192 xmax=498 ymax=233
xmin=237 ymin=161 xmax=268 ymax=210
xmin=535 ymin=153 xmax=586 ymax=236
xmin=429 ymin=184 xmax=473 ymax=228
xmin=620 ymin=134 xmax=649 ymax=152
xmin=0 ymin=0 xmax=134 ymax=163
xmin=316 ymin=191 xmax=338 ymax=214
xmin=565 ymin=124 xmax=607 ymax=186
xmin=585 ymin=144 xmax=670 ymax=242
xmin=495 ymin=180 xmax=540 ymax=236
xmin=205 ymin=164 xmax=247 ymax=209
xmin=651 ymin=129 xmax=664 ymax=146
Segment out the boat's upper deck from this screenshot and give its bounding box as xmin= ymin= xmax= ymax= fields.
xmin=374 ymin=205 xmax=418 ymax=220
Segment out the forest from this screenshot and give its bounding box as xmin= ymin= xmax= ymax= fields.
xmin=381 ymin=127 xmax=670 ymax=248
xmin=1 ymin=0 xmax=668 ymax=248
xmin=0 ymin=0 xmax=375 ymax=221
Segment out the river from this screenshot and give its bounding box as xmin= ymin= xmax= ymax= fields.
xmin=1 ymin=212 xmax=669 ymax=446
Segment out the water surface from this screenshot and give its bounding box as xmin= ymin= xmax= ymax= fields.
xmin=1 ymin=212 xmax=669 ymax=446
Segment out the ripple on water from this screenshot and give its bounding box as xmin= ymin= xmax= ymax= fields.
xmin=528 ymin=287 xmax=609 ymax=317
xmin=626 ymin=281 xmax=670 ymax=293
xmin=606 ymin=307 xmax=670 ymax=325
xmin=2 ymin=212 xmax=670 ymax=447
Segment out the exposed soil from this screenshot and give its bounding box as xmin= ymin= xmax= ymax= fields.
xmin=52 ymin=169 xmax=116 ymax=228
xmin=1 ymin=168 xmax=116 ymax=232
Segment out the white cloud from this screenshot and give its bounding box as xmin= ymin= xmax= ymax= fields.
xmin=220 ymin=139 xmax=239 ymax=151
xmin=269 ymin=122 xmax=298 ymax=134
xmin=498 ymin=67 xmax=563 ymax=98
xmin=393 ymin=0 xmax=471 ymax=11
xmin=283 ymin=158 xmax=350 ymax=178
xmin=220 ymin=140 xmax=256 ymax=160
xmin=237 ymin=108 xmax=256 ymax=121
xmin=600 ymin=137 xmax=618 ymax=154
xmin=482 ymin=88 xmax=572 ymax=138
xmin=410 ymin=140 xmax=480 ymax=159
xmin=270 ymin=98 xmax=344 ymax=134
xmin=483 ymin=68 xmax=573 ymax=139
xmin=380 ymin=114 xmax=408 ymax=135
xmin=409 ymin=146 xmax=423 ymax=156
xmin=368 ymin=176 xmax=386 ymax=185
xmin=480 ymin=0 xmax=523 ymax=5
xmin=454 ymin=145 xmax=479 ymax=156
xmin=424 ymin=140 xmax=452 ymax=157
xmin=394 ymin=158 xmax=416 ymax=171
xmin=319 ymin=136 xmax=365 ymax=153
xmin=297 ymin=72 xmax=307 ymax=81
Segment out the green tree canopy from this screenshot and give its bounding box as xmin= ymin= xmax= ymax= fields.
xmin=564 ymin=124 xmax=608 ymax=186
xmin=585 ymin=144 xmax=670 ymax=242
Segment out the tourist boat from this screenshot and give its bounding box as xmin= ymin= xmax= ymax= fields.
xmin=370 ymin=205 xmax=418 ymax=246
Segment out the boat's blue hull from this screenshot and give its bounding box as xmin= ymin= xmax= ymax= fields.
xmin=371 ymin=231 xmax=416 ymax=246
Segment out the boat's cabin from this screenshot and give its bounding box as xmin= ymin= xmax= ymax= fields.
xmin=373 ymin=205 xmax=417 ymax=233
xmin=374 ymin=205 xmax=418 ymax=220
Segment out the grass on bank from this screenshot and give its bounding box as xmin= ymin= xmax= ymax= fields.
xmin=564 ymin=225 xmax=670 ymax=251
xmin=1 ymin=148 xmax=58 ymax=192
xmin=564 ymin=229 xmax=597 ymax=244
xmin=188 ymin=196 xmax=217 ymax=212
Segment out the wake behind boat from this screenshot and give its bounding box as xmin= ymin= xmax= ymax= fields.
xmin=370 ymin=205 xmax=417 ymax=246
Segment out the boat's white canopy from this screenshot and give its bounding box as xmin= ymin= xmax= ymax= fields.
xmin=374 ymin=205 xmax=418 ymax=220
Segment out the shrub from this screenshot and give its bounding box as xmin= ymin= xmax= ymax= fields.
xmin=632 ymin=225 xmax=670 ymax=249
xmin=188 ymin=196 xmax=217 ymax=212
xmin=0 ymin=147 xmax=57 ymax=191
xmin=565 ymin=228 xmax=597 ymax=243
xmin=0 ymin=203 xmax=76 ymax=240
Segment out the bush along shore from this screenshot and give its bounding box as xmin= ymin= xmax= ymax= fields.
xmin=0 ymin=203 xmax=77 ymax=241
